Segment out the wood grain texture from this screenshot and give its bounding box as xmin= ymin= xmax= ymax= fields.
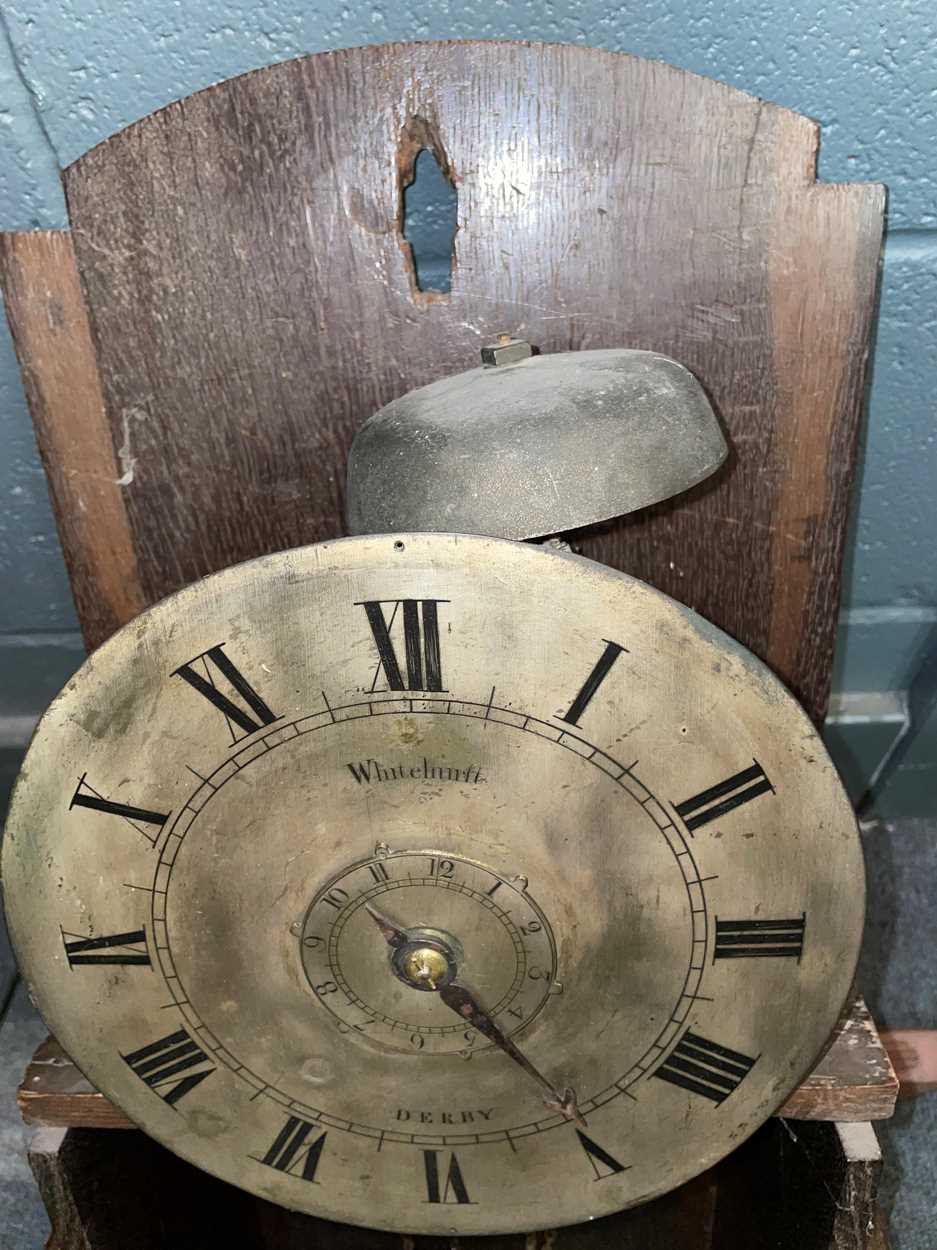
xmin=51 ymin=41 xmax=883 ymax=719
xmin=710 ymin=1119 xmax=887 ymax=1250
xmin=0 ymin=231 xmax=145 ymax=650
xmin=776 ymin=1000 xmax=898 ymax=1121
xmin=24 ymin=1123 xmax=715 ymax=1250
xmin=18 ymin=998 xmax=896 ymax=1131
xmin=26 ymin=1120 xmax=887 ymax=1250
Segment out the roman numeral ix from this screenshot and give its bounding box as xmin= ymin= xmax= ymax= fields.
xmin=259 ymin=1117 xmax=327 ymax=1183
xmin=674 ymin=761 xmax=774 ymax=832
xmin=122 ymin=1027 xmax=215 ymax=1107
xmin=714 ymin=915 xmax=806 ymax=960
xmin=423 ymin=1150 xmax=472 ymax=1204
xmin=359 ymin=599 xmax=446 ymax=692
xmin=654 ymin=1031 xmax=757 ymax=1105
xmin=63 ymin=927 xmax=150 ymax=967
xmin=174 ymin=644 xmax=278 ymax=743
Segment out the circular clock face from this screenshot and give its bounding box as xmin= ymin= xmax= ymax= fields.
xmin=2 ymin=534 xmax=864 ymax=1235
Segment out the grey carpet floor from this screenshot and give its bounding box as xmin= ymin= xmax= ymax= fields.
xmin=858 ymin=818 xmax=937 ymax=1249
xmin=0 ymin=982 xmax=50 ymax=1250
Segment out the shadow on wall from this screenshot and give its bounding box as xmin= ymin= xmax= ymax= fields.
xmin=858 ymin=618 xmax=937 ymax=816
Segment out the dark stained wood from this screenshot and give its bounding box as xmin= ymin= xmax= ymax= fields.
xmin=39 ymin=41 xmax=879 ymax=719
xmin=710 ymin=1119 xmax=887 ymax=1250
xmin=19 ymin=997 xmax=897 ymax=1131
xmin=21 ymin=1121 xmax=714 ymax=1250
xmin=26 ymin=1120 xmax=887 ymax=1250
xmin=0 ymin=231 xmax=145 ymax=650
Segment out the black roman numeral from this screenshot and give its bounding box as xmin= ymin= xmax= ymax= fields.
xmin=368 ymin=861 xmax=390 ymax=883
xmin=63 ymin=927 xmax=150 ymax=967
xmin=70 ymin=775 xmax=169 ymax=844
xmin=173 ymin=644 xmax=278 ymax=743
xmin=576 ymin=1129 xmax=629 ymax=1180
xmin=654 ymin=1031 xmax=757 ymax=1104
xmin=560 ymin=640 xmax=627 ymax=726
xmin=423 ymin=1150 xmax=472 ymax=1204
xmin=259 ymin=1117 xmax=327 ymax=1182
xmin=122 ymin=1027 xmax=215 ymax=1106
xmin=359 ymin=599 xmax=446 ymax=692
xmin=714 ymin=915 xmax=806 ymax=960
xmin=673 ymin=761 xmax=774 ymax=832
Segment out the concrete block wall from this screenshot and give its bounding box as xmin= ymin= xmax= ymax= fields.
xmin=1 ymin=1 xmax=935 ymax=814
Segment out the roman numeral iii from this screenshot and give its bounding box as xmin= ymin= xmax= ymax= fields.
xmin=173 ymin=644 xmax=278 ymax=742
xmin=423 ymin=1150 xmax=472 ymax=1204
xmin=259 ymin=1117 xmax=327 ymax=1183
xmin=122 ymin=1027 xmax=215 ymax=1106
xmin=714 ymin=915 xmax=806 ymax=960
xmin=654 ymin=1031 xmax=757 ymax=1104
xmin=359 ymin=599 xmax=446 ymax=692
xmin=673 ymin=761 xmax=774 ymax=831
xmin=63 ymin=927 xmax=150 ymax=967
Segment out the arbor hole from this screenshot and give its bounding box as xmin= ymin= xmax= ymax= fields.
xmin=401 ymin=147 xmax=458 ymax=295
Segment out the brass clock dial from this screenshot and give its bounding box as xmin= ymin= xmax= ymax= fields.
xmin=1 ymin=533 xmax=864 ymax=1235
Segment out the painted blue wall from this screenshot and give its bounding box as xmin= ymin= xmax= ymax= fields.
xmin=1 ymin=2 xmax=935 ymax=808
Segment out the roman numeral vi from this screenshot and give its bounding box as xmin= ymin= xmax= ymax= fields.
xmin=423 ymin=1150 xmax=472 ymax=1204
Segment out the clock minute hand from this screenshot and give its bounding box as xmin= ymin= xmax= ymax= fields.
xmin=439 ymin=981 xmax=586 ymax=1129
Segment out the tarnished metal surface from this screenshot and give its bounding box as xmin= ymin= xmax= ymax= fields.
xmin=346 ymin=350 xmax=728 ymax=539
xmin=2 ymin=534 xmax=863 ymax=1234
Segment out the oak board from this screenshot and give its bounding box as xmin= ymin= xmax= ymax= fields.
xmin=1 ymin=41 xmax=883 ymax=725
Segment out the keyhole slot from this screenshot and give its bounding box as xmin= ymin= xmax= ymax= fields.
xmin=398 ymin=120 xmax=458 ymax=298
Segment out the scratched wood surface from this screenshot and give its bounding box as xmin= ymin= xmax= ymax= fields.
xmin=17 ymin=998 xmax=897 ymax=1131
xmin=0 ymin=232 xmax=145 ymax=649
xmin=0 ymin=41 xmax=883 ymax=722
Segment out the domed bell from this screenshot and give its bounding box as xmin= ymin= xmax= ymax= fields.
xmin=346 ymin=343 xmax=727 ymax=541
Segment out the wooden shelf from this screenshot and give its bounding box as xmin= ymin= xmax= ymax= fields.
xmin=19 ymin=997 xmax=897 ymax=1131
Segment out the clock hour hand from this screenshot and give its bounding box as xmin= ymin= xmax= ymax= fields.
xmin=363 ymin=904 xmax=584 ymax=1125
xmin=439 ymin=980 xmax=586 ymax=1128
xmin=363 ymin=900 xmax=409 ymax=950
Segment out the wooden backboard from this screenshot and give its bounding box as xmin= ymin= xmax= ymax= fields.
xmin=0 ymin=41 xmax=884 ymax=723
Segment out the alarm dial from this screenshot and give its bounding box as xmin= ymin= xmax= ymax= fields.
xmin=1 ymin=534 xmax=864 ymax=1235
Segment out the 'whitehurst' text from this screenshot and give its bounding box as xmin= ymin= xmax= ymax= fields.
xmin=346 ymin=758 xmax=487 ymax=786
